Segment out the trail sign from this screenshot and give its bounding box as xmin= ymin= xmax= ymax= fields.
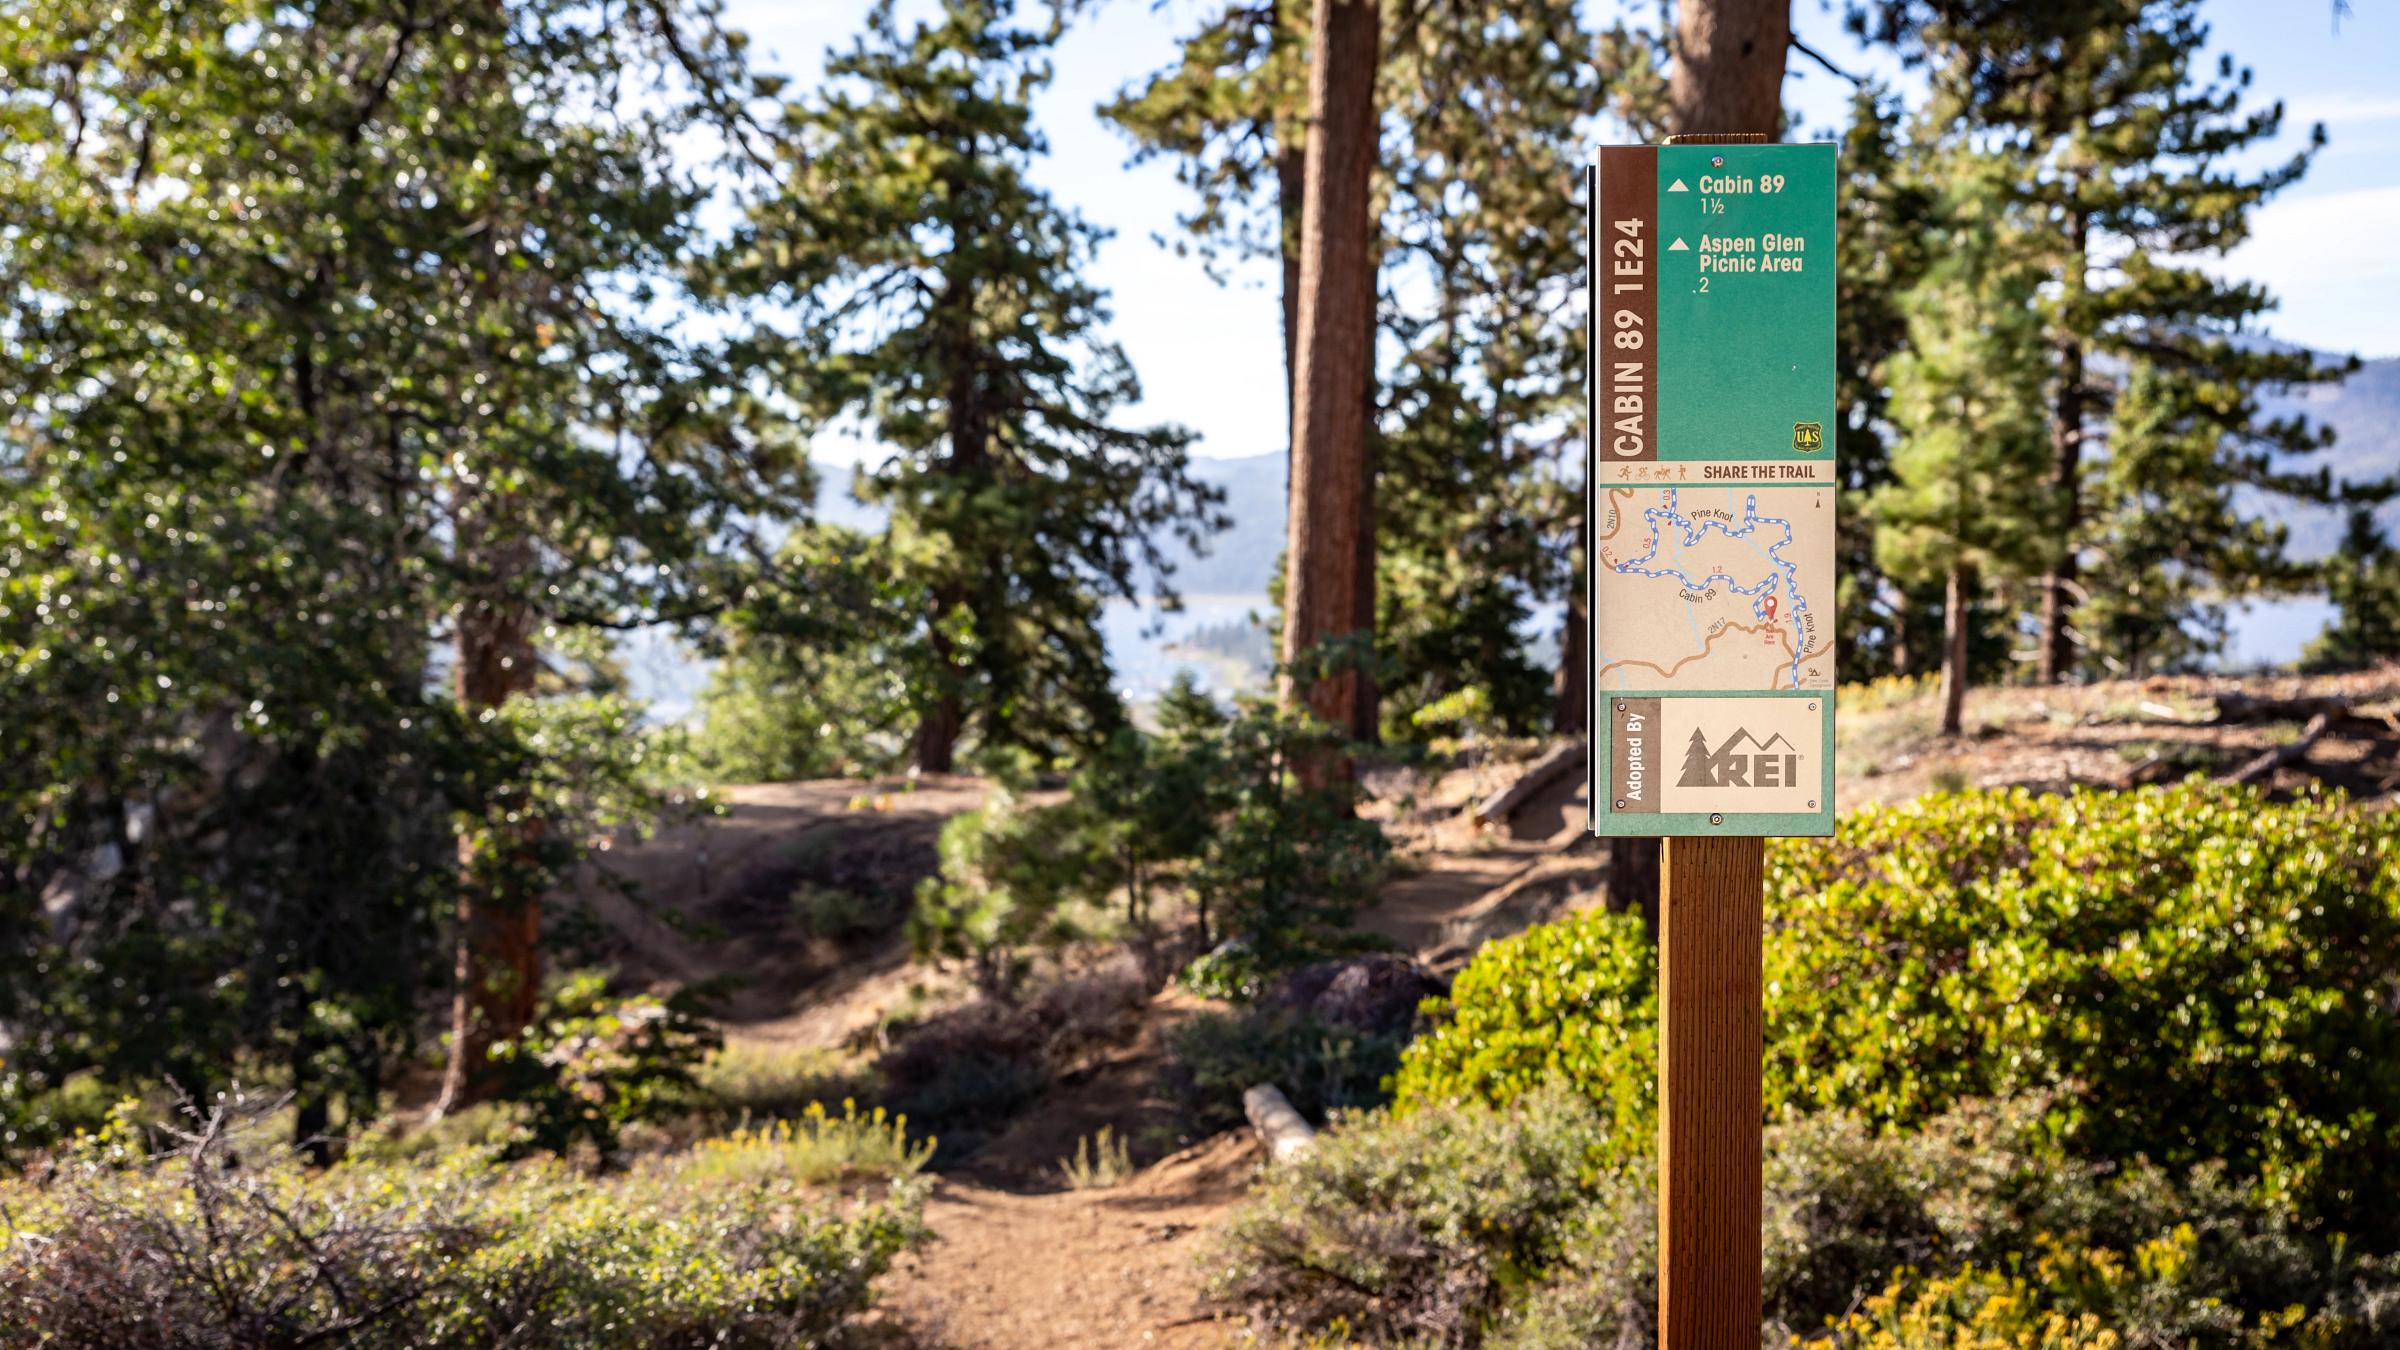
xmin=1586 ymin=141 xmax=1838 ymax=839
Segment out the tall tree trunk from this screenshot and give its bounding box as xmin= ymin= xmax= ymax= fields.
xmin=1609 ymin=0 xmax=1790 ymax=919
xmin=1939 ymin=560 xmax=1973 ymax=737
xmin=1668 ymin=0 xmax=1792 ymax=136
xmin=913 ymin=607 xmax=964 ymax=774
xmin=1890 ymin=589 xmax=1915 ymax=678
xmin=914 ymin=286 xmax=991 ymax=775
xmin=2038 ymin=211 xmax=2089 ymax=685
xmin=434 ymin=541 xmax=542 ymax=1117
xmin=1281 ymin=0 xmax=1380 ymax=776
xmin=1278 ymin=139 xmax=1306 ymax=422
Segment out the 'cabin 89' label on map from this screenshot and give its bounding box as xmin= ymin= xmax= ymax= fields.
xmin=1587 ymin=141 xmax=1836 ymax=838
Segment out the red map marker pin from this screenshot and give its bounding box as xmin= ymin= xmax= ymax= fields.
xmin=1762 ymin=596 xmax=1779 ymax=622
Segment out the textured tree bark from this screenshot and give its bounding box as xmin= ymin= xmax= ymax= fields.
xmin=434 ymin=542 xmax=542 ymax=1118
xmin=1658 ymin=836 xmax=1766 ymax=1345
xmin=1278 ymin=138 xmax=1306 ymax=421
xmin=1280 ymin=0 xmax=1380 ymax=775
xmin=2038 ymin=211 xmax=2089 ymax=685
xmin=1668 ymin=0 xmax=1792 ymax=137
xmin=1940 ymin=560 xmax=1973 ymax=736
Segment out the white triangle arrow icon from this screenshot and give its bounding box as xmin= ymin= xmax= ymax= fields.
xmin=1667 ymin=178 xmax=1690 ymax=192
xmin=1668 ymin=237 xmax=1690 ymax=251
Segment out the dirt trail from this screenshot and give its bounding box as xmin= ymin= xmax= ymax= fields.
xmin=580 ymin=756 xmax=1612 ymax=1347
xmin=868 ymin=1133 xmax=1257 ymax=1349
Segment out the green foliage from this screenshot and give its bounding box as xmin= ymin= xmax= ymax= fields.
xmin=910 ymin=679 xmax=1385 ymax=999
xmin=0 ymin=1102 xmax=927 ymax=1348
xmin=1218 ymin=1091 xmax=2400 ymax=1349
xmin=0 ymin=0 xmax=790 ymax=1153
xmin=722 ymin=0 xmax=1221 ymax=771
xmin=1398 ymin=784 xmax=2400 ymax=1246
xmin=2303 ymin=507 xmax=2400 ymax=673
xmin=1389 ymin=906 xmax=1658 ymax=1165
xmin=1168 ymin=1009 xmax=1405 ymax=1134
xmin=681 ymin=1100 xmax=935 ymax=1188
xmin=690 ymin=524 xmax=915 ymax=783
xmin=1871 ymin=143 xmax=2055 ymax=711
xmin=486 ymin=972 xmax=721 ymax=1158
xmin=910 ymin=791 xmax=1093 ymax=1001
xmin=1209 ymin=1082 xmax=1626 ymax=1348
xmin=1864 ymin=0 xmax=2381 ymax=678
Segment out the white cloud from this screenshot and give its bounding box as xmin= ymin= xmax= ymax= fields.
xmin=2207 ymin=185 xmax=2400 ymax=357
xmin=2283 ymin=92 xmax=2400 ymax=127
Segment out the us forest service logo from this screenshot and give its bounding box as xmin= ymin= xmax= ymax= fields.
xmin=1791 ymin=421 xmax=1824 ymax=453
xmin=1679 ymin=726 xmax=1801 ymax=788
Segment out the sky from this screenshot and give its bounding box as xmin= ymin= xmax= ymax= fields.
xmin=719 ymin=1 xmax=2400 ymax=466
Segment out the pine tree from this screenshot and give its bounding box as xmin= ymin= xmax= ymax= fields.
xmin=0 ymin=0 xmax=790 ymax=1131
xmin=1373 ymin=0 xmax=1595 ymax=736
xmin=726 ymin=0 xmax=1222 ymax=773
xmin=1863 ymin=0 xmax=2363 ymax=682
xmin=2302 ymin=508 xmax=2400 ymax=673
xmin=1872 ymin=154 xmax=2052 ymax=735
xmin=1833 ymin=86 xmax=1941 ymax=680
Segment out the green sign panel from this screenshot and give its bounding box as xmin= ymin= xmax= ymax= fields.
xmin=1586 ymin=142 xmax=1838 ymax=839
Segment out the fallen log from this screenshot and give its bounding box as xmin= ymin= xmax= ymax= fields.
xmin=1244 ymin=1084 xmax=1317 ymax=1163
xmin=2212 ymin=692 xmax=2353 ymax=726
xmin=1470 ymin=741 xmax=1586 ymax=826
xmin=2228 ymin=713 xmax=2332 ymax=786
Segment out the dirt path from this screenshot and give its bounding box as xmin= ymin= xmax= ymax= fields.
xmin=869 ymin=1134 xmax=1256 ymax=1349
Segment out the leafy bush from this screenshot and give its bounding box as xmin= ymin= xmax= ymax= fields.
xmin=1210 ymin=1082 xmax=1627 ymax=1347
xmin=909 ymin=677 xmax=1387 ymax=1003
xmin=874 ymin=960 xmax=1148 ymax=1150
xmin=1398 ymin=785 xmax=2400 ymax=1242
xmin=487 ymin=970 xmax=722 ymax=1157
xmin=910 ymin=789 xmax=1095 ymax=1000
xmin=0 ymin=1101 xmax=928 ymax=1348
xmin=1389 ymin=904 xmax=1658 ymax=1166
xmin=681 ymin=1099 xmax=934 ymax=1186
xmin=1169 ymin=1008 xmax=1408 ymax=1134
xmin=1214 ymin=1091 xmax=2400 ymax=1349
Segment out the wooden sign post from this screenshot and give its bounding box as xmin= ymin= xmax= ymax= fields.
xmin=1585 ymin=137 xmax=1836 ymax=1348
xmin=1658 ymin=836 xmax=1764 ymax=1341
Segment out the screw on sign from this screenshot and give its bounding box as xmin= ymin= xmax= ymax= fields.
xmin=1587 ymin=134 xmax=1836 ymax=1349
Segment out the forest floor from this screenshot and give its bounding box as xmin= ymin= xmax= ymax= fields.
xmin=568 ymin=667 xmax=2399 ymax=1349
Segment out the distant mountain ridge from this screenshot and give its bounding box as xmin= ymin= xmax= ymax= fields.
xmin=814 ymin=452 xmax=1288 ymax=599
xmin=2256 ymin=354 xmax=2400 ymax=557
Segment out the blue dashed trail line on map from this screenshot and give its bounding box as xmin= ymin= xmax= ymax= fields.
xmin=1614 ymin=488 xmax=1811 ymax=687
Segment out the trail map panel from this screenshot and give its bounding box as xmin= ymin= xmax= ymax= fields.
xmin=1588 ymin=142 xmax=1837 ymax=838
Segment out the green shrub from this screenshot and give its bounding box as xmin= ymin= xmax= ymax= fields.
xmin=487 ymin=970 xmax=721 ymax=1157
xmin=1169 ymin=1007 xmax=1407 ymax=1133
xmin=1209 ymin=1082 xmax=1627 ymax=1347
xmin=1397 ymin=785 xmax=2400 ymax=1242
xmin=1215 ymin=1091 xmax=2400 ymax=1349
xmin=0 ymin=1103 xmax=928 ymax=1348
xmin=1389 ymin=905 xmax=1658 ymax=1167
xmin=910 ymin=679 xmax=1388 ymax=1003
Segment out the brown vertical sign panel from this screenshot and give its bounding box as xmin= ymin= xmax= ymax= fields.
xmin=1595 ymin=146 xmax=1657 ymax=466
